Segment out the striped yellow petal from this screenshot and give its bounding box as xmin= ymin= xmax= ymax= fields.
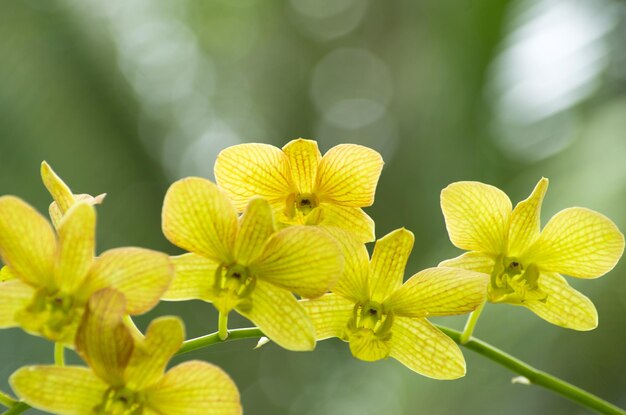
xmin=369 ymin=228 xmax=414 ymax=302
xmin=10 ymin=366 xmax=107 ymax=415
xmin=316 ymin=204 xmax=375 ymax=243
xmin=162 ymin=253 xmax=219 ymax=301
xmin=385 ymin=267 xmax=488 ymax=317
xmin=145 ymin=361 xmax=242 ymax=415
xmin=237 ymin=280 xmax=315 ymax=351
xmin=162 ymin=178 xmax=238 ymax=263
xmin=215 ymin=143 xmax=293 ymax=211
xmin=508 ymin=178 xmax=548 ymax=257
xmin=75 ymin=289 xmax=134 ymax=386
xmin=234 ymin=198 xmax=275 ymax=265
xmin=389 ymin=317 xmax=465 ymax=379
xmin=523 ymin=272 xmax=597 ymax=330
xmin=348 ymin=330 xmax=390 ymax=362
xmin=315 ymin=144 xmax=383 ymax=207
xmin=83 ymin=248 xmax=173 ymax=315
xmin=55 ymin=203 xmax=95 ymax=293
xmin=283 ymin=138 xmax=321 ymax=194
xmin=252 ymin=226 xmax=342 ymax=298
xmin=300 ymin=293 xmax=353 ymax=340
xmin=49 ymin=193 xmax=106 ymax=230
xmin=0 ymin=196 xmax=56 ymax=287
xmin=125 ymin=317 xmax=185 ymax=390
xmin=322 ymin=227 xmax=370 ymax=302
xmin=438 ymin=251 xmax=495 ymax=274
xmin=0 ymin=279 xmax=33 ymax=328
xmin=524 ymin=207 xmax=624 ymax=278
xmin=41 ymin=161 xmax=75 ymax=215
xmin=440 ymin=181 xmax=512 ymax=254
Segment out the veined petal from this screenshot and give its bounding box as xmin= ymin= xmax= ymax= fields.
xmin=252 ymin=226 xmax=343 ymax=298
xmin=385 ymin=267 xmax=488 ymax=317
xmin=300 ymin=293 xmax=353 ymax=340
xmin=75 ymin=289 xmax=134 ymax=386
xmin=41 ymin=161 xmax=75 ymax=214
xmin=315 ymin=144 xmax=383 ymax=207
xmin=322 ymin=227 xmax=370 ymax=302
xmin=348 ymin=331 xmax=390 ymax=362
xmin=369 ymin=228 xmax=414 ymax=303
xmin=10 ymin=366 xmax=107 ymax=415
xmin=234 ymin=198 xmax=275 ymax=265
xmin=438 ymin=251 xmax=495 ymax=274
xmin=125 ymin=317 xmax=185 ymax=390
xmin=214 ymin=143 xmax=293 ymax=211
xmin=163 ymin=178 xmax=238 ymax=263
xmin=440 ymin=181 xmax=512 ymax=254
xmin=0 ymin=279 xmax=33 ymax=328
xmin=0 ymin=196 xmax=56 ymax=287
xmin=50 ymin=193 xmax=106 ymax=230
xmin=163 ymin=254 xmax=219 ymax=301
xmin=146 ymin=361 xmax=242 ymax=415
xmin=508 ymin=178 xmax=548 ymax=257
xmin=55 ymin=203 xmax=95 ymax=294
xmin=523 ymin=272 xmax=597 ymax=330
xmin=524 ymin=207 xmax=625 ymax=278
xmin=238 ymin=280 xmax=315 ymax=351
xmin=82 ymin=248 xmax=173 ymax=315
xmin=316 ymin=204 xmax=375 ymax=243
xmin=283 ymin=139 xmax=321 ymax=193
xmin=389 ymin=317 xmax=465 ymax=379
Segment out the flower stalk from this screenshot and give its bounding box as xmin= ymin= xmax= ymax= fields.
xmin=176 ymin=325 xmax=626 ymax=415
xmin=53 ymin=343 xmax=65 ymax=367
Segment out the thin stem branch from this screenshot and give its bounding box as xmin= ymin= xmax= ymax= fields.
xmin=177 ymin=325 xmax=625 ymax=415
xmin=218 ymin=312 xmax=229 ymax=341
xmin=1 ymin=402 xmax=30 ymax=415
xmin=460 ymin=302 xmax=485 ymax=344
xmin=54 ymin=343 xmax=65 ymax=367
xmin=0 ymin=391 xmax=17 ymax=409
xmin=177 ymin=328 xmax=263 ymax=356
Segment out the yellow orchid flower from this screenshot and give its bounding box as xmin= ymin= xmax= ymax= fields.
xmin=301 ymin=228 xmax=488 ymax=379
xmin=214 ymin=138 xmax=384 ymax=243
xmin=10 ymin=288 xmax=242 ymax=415
xmin=41 ymin=161 xmax=106 ymax=228
xmin=0 ymin=197 xmax=173 ymax=344
xmin=440 ymin=178 xmax=625 ymax=331
xmin=161 ymin=177 xmax=344 ymax=351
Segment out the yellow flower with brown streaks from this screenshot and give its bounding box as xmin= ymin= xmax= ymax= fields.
xmin=214 ymin=138 xmax=383 ymax=243
xmin=161 ymin=177 xmax=343 ymax=351
xmin=440 ymin=178 xmax=625 ymax=330
xmin=302 ymin=228 xmax=488 ymax=379
xmin=11 ymin=289 xmax=241 ymax=415
xmin=0 ymin=197 xmax=172 ymax=344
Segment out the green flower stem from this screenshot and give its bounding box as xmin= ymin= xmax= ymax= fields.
xmin=177 ymin=327 xmax=264 ymax=355
xmin=54 ymin=343 xmax=65 ymax=367
xmin=0 ymin=390 xmax=17 ymax=408
xmin=177 ymin=325 xmax=625 ymax=415
xmin=218 ymin=312 xmax=230 ymax=340
xmin=1 ymin=402 xmax=30 ymax=415
xmin=437 ymin=325 xmax=626 ymax=415
xmin=460 ymin=302 xmax=485 ymax=344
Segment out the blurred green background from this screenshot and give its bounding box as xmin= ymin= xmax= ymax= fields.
xmin=1 ymin=0 xmax=625 ymax=414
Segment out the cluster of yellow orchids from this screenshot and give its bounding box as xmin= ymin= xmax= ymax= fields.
xmin=0 ymin=139 xmax=623 ymax=415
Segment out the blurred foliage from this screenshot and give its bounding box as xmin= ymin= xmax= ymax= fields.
xmin=1 ymin=0 xmax=625 ymax=414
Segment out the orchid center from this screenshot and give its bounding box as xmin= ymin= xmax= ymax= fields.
xmin=15 ymin=288 xmax=84 ymax=342
xmin=488 ymin=256 xmax=546 ymax=304
xmin=346 ymin=301 xmax=394 ymax=341
xmin=213 ymin=263 xmax=257 ymax=312
xmin=95 ymin=387 xmax=144 ymax=415
xmin=294 ymin=193 xmax=319 ymax=215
